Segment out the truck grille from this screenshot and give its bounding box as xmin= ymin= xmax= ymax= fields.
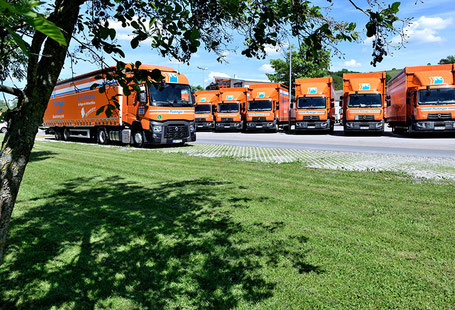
xmin=252 ymin=117 xmax=266 ymax=122
xmin=195 ymin=118 xmax=206 ymax=123
xmin=221 ymin=118 xmax=233 ymax=122
xmin=428 ymin=113 xmax=452 ymax=120
xmin=164 ymin=125 xmax=189 ymax=139
xmin=302 ymin=115 xmax=320 ymax=121
xmin=357 ymin=115 xmax=374 ymax=121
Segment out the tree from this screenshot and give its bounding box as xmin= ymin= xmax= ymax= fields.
xmin=191 ymin=85 xmax=205 ymax=92
xmin=0 ymin=0 xmax=404 ymax=263
xmin=266 ymin=44 xmax=331 ymax=89
xmin=329 ymin=69 xmax=360 ymax=90
xmin=439 ymin=55 xmax=455 ymax=64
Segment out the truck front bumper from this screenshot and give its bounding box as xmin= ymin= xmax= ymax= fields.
xmin=413 ymin=120 xmax=455 ymax=132
xmin=295 ymin=120 xmax=330 ymax=130
xmin=215 ymin=122 xmax=242 ymax=130
xmin=195 ymin=120 xmax=215 ymax=130
xmin=147 ymin=121 xmax=196 ymax=144
xmin=344 ymin=120 xmax=384 ymax=132
xmin=246 ymin=121 xmax=275 ymax=130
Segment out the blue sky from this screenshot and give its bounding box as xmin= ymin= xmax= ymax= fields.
xmin=58 ymin=0 xmax=455 ymax=88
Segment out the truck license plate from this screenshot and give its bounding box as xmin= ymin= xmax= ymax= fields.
xmin=308 ymin=125 xmax=315 ymax=128
xmin=435 ymin=126 xmax=445 ymax=130
xmin=361 ymin=126 xmax=369 ymax=130
xmin=257 ymin=125 xmax=263 ymax=128
xmin=173 ymin=139 xmax=183 ymax=143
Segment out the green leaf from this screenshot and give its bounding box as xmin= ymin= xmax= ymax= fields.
xmin=6 ymin=27 xmax=30 ymax=56
xmin=90 ymin=83 xmax=100 ymax=90
xmin=96 ymin=106 xmax=105 ymax=115
xmin=25 ymin=12 xmax=67 ymax=46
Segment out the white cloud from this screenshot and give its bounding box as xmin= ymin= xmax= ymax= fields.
xmin=259 ymin=64 xmax=275 ymax=73
xmin=264 ymin=44 xmax=281 ymax=56
xmin=344 ymin=59 xmax=362 ymax=68
xmin=205 ymin=71 xmax=230 ymax=84
xmin=393 ymin=16 xmax=453 ymax=44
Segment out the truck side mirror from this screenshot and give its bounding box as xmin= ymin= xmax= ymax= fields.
xmin=211 ymin=105 xmax=216 ymax=114
xmin=386 ymin=95 xmax=391 ymax=100
xmin=139 ymin=92 xmax=147 ymax=104
xmin=338 ymin=101 xmax=343 ymax=107
xmin=339 ymin=95 xmax=343 ymax=101
xmin=290 ymin=103 xmax=294 ymax=109
xmin=387 ymin=101 xmax=391 ymax=107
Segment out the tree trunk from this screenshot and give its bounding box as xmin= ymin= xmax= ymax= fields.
xmin=0 ymin=0 xmax=83 ymax=263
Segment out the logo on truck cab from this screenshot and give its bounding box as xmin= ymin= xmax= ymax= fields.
xmin=360 ymin=83 xmax=371 ymax=90
xmin=227 ymin=95 xmax=234 ymax=100
xmin=430 ymin=77 xmax=444 ymax=85
xmin=308 ymin=88 xmax=318 ymax=94
xmin=166 ymin=73 xmax=178 ymax=83
xmin=258 ymin=92 xmax=265 ymax=98
xmin=200 ymin=97 xmax=207 ymax=102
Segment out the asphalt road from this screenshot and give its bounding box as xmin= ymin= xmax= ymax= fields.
xmin=194 ymin=125 xmax=455 ymax=158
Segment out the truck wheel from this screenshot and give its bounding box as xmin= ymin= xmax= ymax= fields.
xmin=54 ymin=129 xmax=63 ymax=140
xmin=133 ymin=130 xmax=145 ymax=147
xmin=0 ymin=127 xmax=6 ymax=133
xmin=97 ymin=127 xmax=108 ymax=145
xmin=63 ymin=128 xmax=70 ymax=141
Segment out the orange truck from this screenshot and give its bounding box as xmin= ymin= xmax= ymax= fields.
xmin=43 ymin=64 xmax=196 ymax=146
xmin=387 ymin=64 xmax=455 ymax=133
xmin=245 ymin=83 xmax=289 ymax=132
xmin=215 ymin=87 xmax=248 ymax=131
xmin=194 ymin=90 xmax=219 ymax=130
xmin=292 ymin=77 xmax=336 ymax=132
xmin=340 ymin=72 xmax=386 ymax=133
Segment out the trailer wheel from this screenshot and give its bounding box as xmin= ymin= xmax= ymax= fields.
xmin=54 ymin=129 xmax=63 ymax=140
xmin=133 ymin=130 xmax=145 ymax=147
xmin=97 ymin=127 xmax=108 ymax=145
xmin=63 ymin=128 xmax=70 ymax=141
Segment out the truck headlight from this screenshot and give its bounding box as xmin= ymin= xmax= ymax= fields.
xmin=189 ymin=123 xmax=195 ymax=132
xmin=152 ymin=125 xmax=162 ymax=133
xmin=354 ymin=115 xmax=359 ymax=120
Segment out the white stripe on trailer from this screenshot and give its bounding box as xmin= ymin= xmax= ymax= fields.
xmin=118 ymin=86 xmax=123 ymax=125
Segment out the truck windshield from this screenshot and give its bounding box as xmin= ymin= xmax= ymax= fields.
xmin=419 ymin=88 xmax=455 ymax=105
xmin=348 ymin=94 xmax=382 ymax=108
xmin=248 ymin=100 xmax=272 ymax=111
xmin=149 ymin=84 xmax=193 ymax=107
xmin=298 ymin=97 xmax=326 ymax=109
xmin=195 ymin=104 xmax=211 ymax=113
xmin=219 ymin=102 xmax=239 ymax=113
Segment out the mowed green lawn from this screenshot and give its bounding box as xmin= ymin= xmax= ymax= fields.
xmin=1 ymin=140 xmax=454 ymax=309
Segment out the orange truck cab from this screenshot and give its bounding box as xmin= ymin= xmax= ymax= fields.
xmin=215 ymin=87 xmax=248 ymax=131
xmin=292 ymin=77 xmax=335 ymax=132
xmin=43 ymin=64 xmax=196 ymax=146
xmin=194 ymin=90 xmax=219 ymax=130
xmin=246 ymin=83 xmax=289 ymax=132
xmin=387 ymin=64 xmax=455 ymax=133
xmin=340 ymin=72 xmax=386 ymax=133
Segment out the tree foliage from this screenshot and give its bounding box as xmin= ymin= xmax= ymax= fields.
xmin=439 ymin=55 xmax=455 ymax=64
xmin=266 ymin=44 xmax=331 ymax=87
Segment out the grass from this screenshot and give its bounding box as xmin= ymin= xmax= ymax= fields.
xmin=1 ymin=140 xmax=454 ymax=309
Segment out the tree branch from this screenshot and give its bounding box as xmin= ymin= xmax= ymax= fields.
xmin=0 ymin=84 xmax=25 ymax=99
xmin=347 ymin=0 xmax=368 ymax=16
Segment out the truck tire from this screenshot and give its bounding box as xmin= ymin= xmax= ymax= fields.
xmin=54 ymin=129 xmax=63 ymax=140
xmin=0 ymin=127 xmax=6 ymax=133
xmin=63 ymin=128 xmax=70 ymax=141
xmin=133 ymin=130 xmax=145 ymax=147
xmin=97 ymin=127 xmax=108 ymax=145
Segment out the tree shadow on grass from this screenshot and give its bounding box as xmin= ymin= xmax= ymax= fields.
xmin=28 ymin=150 xmax=57 ymax=162
xmin=1 ymin=176 xmax=321 ymax=309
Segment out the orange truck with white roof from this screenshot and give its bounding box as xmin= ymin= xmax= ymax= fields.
xmin=340 ymin=72 xmax=386 ymax=133
xmin=387 ymin=64 xmax=455 ymax=134
xmin=245 ymin=83 xmax=289 ymax=132
xmin=215 ymin=87 xmax=248 ymax=131
xmin=43 ymin=64 xmax=196 ymax=146
xmin=292 ymin=77 xmax=335 ymax=132
xmin=194 ymin=90 xmax=219 ymax=130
